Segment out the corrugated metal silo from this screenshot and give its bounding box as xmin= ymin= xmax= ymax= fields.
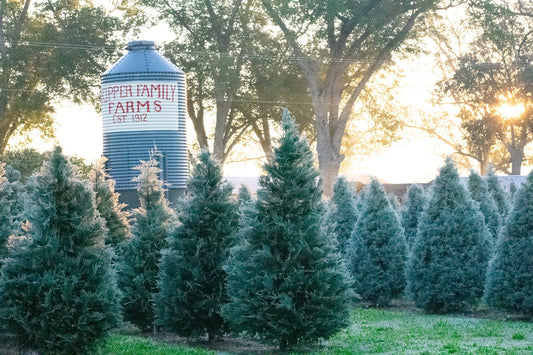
xmin=101 ymin=40 xmax=187 ymax=207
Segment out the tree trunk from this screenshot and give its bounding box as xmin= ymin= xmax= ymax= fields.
xmin=315 ymin=106 xmax=343 ymax=198
xmin=480 ymin=156 xmax=490 ymax=176
xmin=508 ymin=146 xmax=524 ymax=175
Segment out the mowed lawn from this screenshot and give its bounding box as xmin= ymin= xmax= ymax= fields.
xmin=104 ymin=307 xmax=533 ymax=354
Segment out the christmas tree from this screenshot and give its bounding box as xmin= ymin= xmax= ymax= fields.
xmin=0 ymin=164 xmax=11 ymax=266
xmin=467 ymin=170 xmax=501 ymax=245
xmin=156 ymin=150 xmax=238 ymax=341
xmin=400 ymin=184 xmax=426 ymax=251
xmin=486 ymin=166 xmax=510 ymax=218
xmin=407 ymin=158 xmax=490 ymax=313
xmin=0 ymin=147 xmax=121 ymax=354
xmin=484 ymin=171 xmax=533 ymax=314
xmin=118 ymin=158 xmax=175 ymax=331
xmin=327 ymin=176 xmax=358 ymax=256
xmin=222 ymin=110 xmax=352 ymax=350
xmin=349 ymin=179 xmax=406 ymax=305
xmin=91 ymin=159 xmax=131 ymax=248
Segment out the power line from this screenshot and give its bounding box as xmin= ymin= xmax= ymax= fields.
xmin=9 ymin=40 xmax=386 ymax=64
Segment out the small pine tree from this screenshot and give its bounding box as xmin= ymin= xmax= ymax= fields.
xmin=327 ymin=176 xmax=358 ymax=256
xmin=468 ymin=171 xmax=501 ymax=245
xmin=0 ymin=147 xmax=121 ymax=354
xmin=91 ymin=159 xmax=131 ymax=248
xmin=0 ymin=164 xmax=11 ymax=266
xmin=1 ymin=166 xmax=25 ymax=243
xmin=237 ymin=184 xmax=253 ymax=205
xmin=400 ymin=184 xmax=426 ymax=251
xmin=156 ymin=150 xmax=238 ymax=341
xmin=509 ymin=182 xmax=517 ymax=198
xmin=484 ymin=171 xmax=533 ymax=314
xmin=222 ymin=110 xmax=352 ymax=350
xmin=486 ymin=166 xmax=510 ymax=218
xmin=118 ymin=159 xmax=175 ymax=331
xmin=407 ymin=158 xmax=490 ymax=313
xmin=349 ymin=179 xmax=406 ymax=306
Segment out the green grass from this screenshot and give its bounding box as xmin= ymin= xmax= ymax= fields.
xmin=103 ymin=334 xmax=214 ymax=355
xmin=104 ymin=308 xmax=533 ymax=354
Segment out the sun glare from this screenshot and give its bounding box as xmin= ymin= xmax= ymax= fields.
xmin=498 ymin=102 xmax=526 ymax=121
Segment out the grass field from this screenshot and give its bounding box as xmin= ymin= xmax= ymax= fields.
xmin=103 ymin=308 xmax=533 ymax=354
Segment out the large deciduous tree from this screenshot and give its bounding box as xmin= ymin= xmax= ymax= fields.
xmin=0 ymin=0 xmax=120 ymax=154
xmin=428 ymin=1 xmax=533 ymax=175
xmin=261 ymin=0 xmax=446 ymax=195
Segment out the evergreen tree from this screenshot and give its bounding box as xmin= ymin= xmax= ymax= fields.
xmin=400 ymin=184 xmax=426 ymax=251
xmin=487 ymin=166 xmax=510 ymax=218
xmin=484 ymin=171 xmax=533 ymax=314
xmin=2 ymin=166 xmax=25 ymax=243
xmin=236 ymin=184 xmax=256 ymax=234
xmin=91 ymin=159 xmax=131 ymax=248
xmin=118 ymin=159 xmax=175 ymax=331
xmin=327 ymin=176 xmax=358 ymax=256
xmin=349 ymin=179 xmax=406 ymax=306
xmin=509 ymin=182 xmax=517 ymax=199
xmin=0 ymin=147 xmax=121 ymax=354
xmin=156 ymin=150 xmax=238 ymax=341
xmin=222 ymin=110 xmax=352 ymax=350
xmin=468 ymin=171 xmax=501 ymax=245
xmin=407 ymin=158 xmax=490 ymax=313
xmin=237 ymin=184 xmax=253 ymax=205
xmin=0 ymin=164 xmax=11 ymax=266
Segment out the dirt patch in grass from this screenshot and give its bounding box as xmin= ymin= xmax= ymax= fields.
xmin=144 ymin=332 xmax=283 ymax=354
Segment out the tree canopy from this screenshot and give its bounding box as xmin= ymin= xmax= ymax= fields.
xmin=0 ymin=0 xmax=120 ymax=154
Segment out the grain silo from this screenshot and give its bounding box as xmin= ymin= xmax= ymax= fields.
xmin=101 ymin=40 xmax=187 ymax=207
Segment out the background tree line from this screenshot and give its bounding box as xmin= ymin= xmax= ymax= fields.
xmin=2 ymin=0 xmax=533 ymax=196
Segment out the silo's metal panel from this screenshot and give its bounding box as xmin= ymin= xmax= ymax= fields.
xmin=101 ymin=40 xmax=187 ymax=199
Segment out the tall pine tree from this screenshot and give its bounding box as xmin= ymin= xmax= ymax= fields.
xmin=484 ymin=171 xmax=533 ymax=314
xmin=349 ymin=179 xmax=406 ymax=306
xmin=91 ymin=159 xmax=131 ymax=248
xmin=407 ymin=158 xmax=490 ymax=313
xmin=156 ymin=150 xmax=238 ymax=341
xmin=118 ymin=159 xmax=175 ymax=331
xmin=0 ymin=147 xmax=121 ymax=354
xmin=400 ymin=184 xmax=426 ymax=251
xmin=222 ymin=110 xmax=352 ymax=350
xmin=468 ymin=171 xmax=501 ymax=246
xmin=327 ymin=176 xmax=358 ymax=256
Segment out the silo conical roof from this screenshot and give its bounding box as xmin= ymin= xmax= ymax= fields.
xmin=102 ymin=40 xmax=184 ymax=83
